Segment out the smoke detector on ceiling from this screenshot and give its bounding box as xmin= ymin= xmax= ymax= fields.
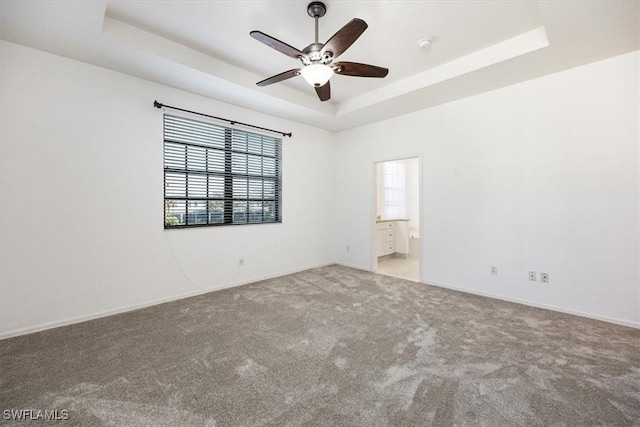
xmin=417 ymin=38 xmax=432 ymax=49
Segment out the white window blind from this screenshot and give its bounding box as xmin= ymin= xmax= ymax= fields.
xmin=383 ymin=161 xmax=406 ymax=219
xmin=163 ymin=114 xmax=282 ymax=228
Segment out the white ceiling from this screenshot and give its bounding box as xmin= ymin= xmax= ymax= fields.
xmin=1 ymin=1 xmax=638 ymax=132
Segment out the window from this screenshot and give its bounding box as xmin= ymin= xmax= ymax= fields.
xmin=383 ymin=161 xmax=406 ymax=219
xmin=163 ymin=114 xmax=282 ymax=228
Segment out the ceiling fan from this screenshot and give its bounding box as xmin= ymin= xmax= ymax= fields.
xmin=250 ymin=1 xmax=389 ymax=102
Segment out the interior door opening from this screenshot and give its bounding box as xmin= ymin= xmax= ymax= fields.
xmin=374 ymin=157 xmax=421 ymax=282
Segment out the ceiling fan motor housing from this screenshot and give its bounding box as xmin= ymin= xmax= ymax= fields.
xmin=302 ymin=43 xmax=332 ymax=65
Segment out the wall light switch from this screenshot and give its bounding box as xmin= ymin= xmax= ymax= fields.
xmin=541 ymin=272 xmax=549 ymax=283
xmin=529 ymin=271 xmax=537 ymax=281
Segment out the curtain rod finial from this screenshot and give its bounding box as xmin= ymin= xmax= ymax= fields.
xmin=154 ymin=100 xmax=162 ymax=109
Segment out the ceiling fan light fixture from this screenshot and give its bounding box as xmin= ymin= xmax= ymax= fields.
xmin=300 ymin=63 xmax=333 ymax=87
xmin=251 ymin=2 xmax=388 ymax=101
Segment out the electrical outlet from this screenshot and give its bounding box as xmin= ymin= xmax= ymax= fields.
xmin=529 ymin=271 xmax=537 ymax=281
xmin=541 ymin=272 xmax=549 ymax=283
xmin=490 ymin=266 xmax=498 ymax=275
xmin=239 ymin=258 xmax=244 ymax=265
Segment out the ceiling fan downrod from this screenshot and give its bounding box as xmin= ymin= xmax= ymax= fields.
xmin=307 ymin=1 xmax=326 ymax=44
xmin=304 ymin=2 xmax=327 ymax=63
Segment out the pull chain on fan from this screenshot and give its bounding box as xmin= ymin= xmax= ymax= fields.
xmin=250 ymin=1 xmax=389 ymax=102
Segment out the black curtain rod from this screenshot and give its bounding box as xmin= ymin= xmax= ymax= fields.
xmin=154 ymin=100 xmax=292 ymax=138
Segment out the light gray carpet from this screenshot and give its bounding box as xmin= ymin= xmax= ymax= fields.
xmin=1 ymin=265 xmax=639 ymax=426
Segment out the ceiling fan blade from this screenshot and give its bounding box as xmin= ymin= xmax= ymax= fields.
xmin=250 ymin=31 xmax=307 ymax=60
xmin=321 ymin=18 xmax=368 ymax=59
xmin=315 ymin=81 xmax=331 ymax=102
xmin=334 ymin=62 xmax=388 ymax=78
xmin=256 ymin=69 xmax=301 ymax=87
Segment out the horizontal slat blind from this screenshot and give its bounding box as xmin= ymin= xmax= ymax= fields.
xmin=164 ymin=114 xmax=282 ymax=228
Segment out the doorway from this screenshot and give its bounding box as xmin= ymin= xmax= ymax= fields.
xmin=374 ymin=157 xmax=421 ymax=282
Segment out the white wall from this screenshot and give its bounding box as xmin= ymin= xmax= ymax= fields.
xmin=405 ymin=158 xmax=419 ymax=235
xmin=1 ymin=40 xmax=638 ymax=336
xmin=334 ymin=51 xmax=640 ymax=327
xmin=0 ymin=41 xmax=334 ymax=337
xmin=376 ymin=162 xmax=385 ymax=218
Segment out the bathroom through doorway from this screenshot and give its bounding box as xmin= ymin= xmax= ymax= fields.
xmin=373 ymin=157 xmax=420 ymax=282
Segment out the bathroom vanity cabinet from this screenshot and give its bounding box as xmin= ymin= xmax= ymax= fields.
xmin=376 ymin=219 xmax=409 ymax=257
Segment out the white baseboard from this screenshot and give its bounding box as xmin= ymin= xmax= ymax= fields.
xmin=335 ymin=263 xmax=640 ymax=329
xmin=0 ymin=262 xmax=334 ymax=340
xmin=334 ymin=261 xmax=370 ymax=271
xmin=4 ymin=262 xmax=636 ymax=340
xmin=419 ymin=279 xmax=640 ymax=329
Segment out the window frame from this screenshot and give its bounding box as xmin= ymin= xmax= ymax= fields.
xmin=163 ymin=114 xmax=282 ymax=229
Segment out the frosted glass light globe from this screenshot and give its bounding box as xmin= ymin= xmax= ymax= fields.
xmin=300 ymin=64 xmax=333 ymax=87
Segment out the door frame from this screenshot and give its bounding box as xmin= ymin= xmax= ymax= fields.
xmin=372 ymin=153 xmax=424 ymax=282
